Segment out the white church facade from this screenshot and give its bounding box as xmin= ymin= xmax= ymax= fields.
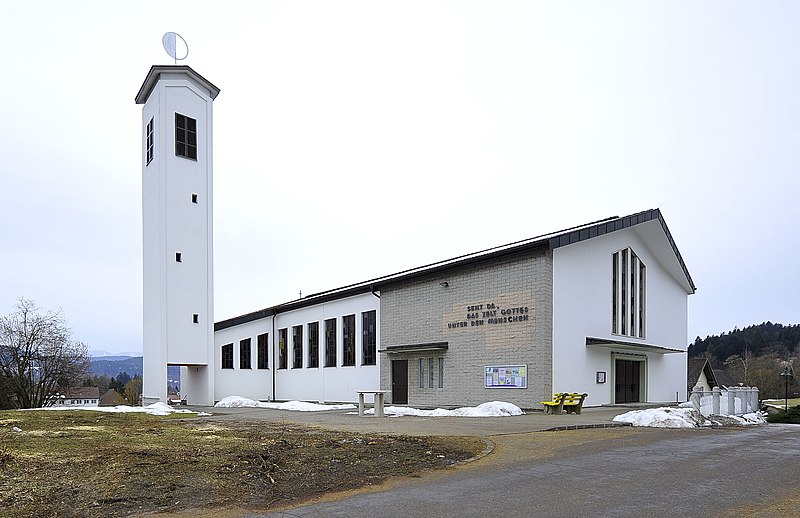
xmin=137 ymin=66 xmax=696 ymax=409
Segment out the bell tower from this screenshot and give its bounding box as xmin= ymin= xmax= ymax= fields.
xmin=135 ymin=66 xmax=220 ymax=405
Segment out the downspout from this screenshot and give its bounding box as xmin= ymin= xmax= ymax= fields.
xmin=371 ymin=285 xmax=381 ymax=394
xmin=272 ymin=309 xmax=277 ymax=401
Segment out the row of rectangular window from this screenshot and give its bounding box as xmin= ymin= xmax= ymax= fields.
xmin=279 ymin=311 xmax=376 ymax=369
xmin=221 ymin=333 xmax=269 ymax=370
xmin=419 ymin=358 xmax=445 ymax=389
xmin=220 ymin=311 xmax=377 ymax=370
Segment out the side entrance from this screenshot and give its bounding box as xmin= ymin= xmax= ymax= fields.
xmin=391 ymin=360 xmax=408 ymax=404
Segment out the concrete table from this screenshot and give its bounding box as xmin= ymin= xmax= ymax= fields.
xmin=356 ymin=390 xmax=389 ymax=417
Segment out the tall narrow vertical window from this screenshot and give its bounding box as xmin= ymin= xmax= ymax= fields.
xmin=419 ymin=359 xmax=425 ymax=388
xmin=175 ymin=113 xmax=197 ymax=160
xmin=630 ymin=250 xmax=638 ymax=337
xmin=612 ymin=251 xmax=618 ymax=333
xmin=240 ymin=338 xmax=251 ymax=369
xmin=612 ymin=247 xmax=646 ymax=338
xmin=324 ymin=318 xmax=337 ymax=367
xmin=639 ymin=261 xmax=646 ymax=338
xmin=361 ymin=310 xmax=376 ymax=366
xmin=146 ymin=117 xmax=154 ymax=165
xmin=308 ymin=322 xmax=319 ymax=368
xmin=278 ymin=328 xmax=287 ymax=369
xmin=257 ymin=333 xmax=269 ymax=369
xmin=221 ymin=343 xmax=233 ymax=369
xmin=428 ymin=358 xmax=434 ymax=388
xmin=438 ymin=358 xmax=444 ymax=388
xmin=621 ymin=251 xmax=627 ymax=335
xmin=342 ymin=314 xmax=356 ymax=366
xmin=292 ymin=325 xmax=303 ymax=368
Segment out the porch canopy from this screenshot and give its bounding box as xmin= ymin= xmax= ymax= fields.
xmin=379 ymin=342 xmax=449 ymax=354
xmin=585 ymin=337 xmax=684 ymax=354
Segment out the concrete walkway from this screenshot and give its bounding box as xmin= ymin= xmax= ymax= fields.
xmin=190 ymin=404 xmax=639 ymax=437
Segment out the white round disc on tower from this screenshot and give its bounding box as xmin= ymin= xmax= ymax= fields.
xmin=162 ymin=32 xmax=189 ymax=61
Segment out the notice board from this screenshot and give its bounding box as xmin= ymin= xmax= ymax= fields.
xmin=485 ymin=365 xmax=527 ymax=389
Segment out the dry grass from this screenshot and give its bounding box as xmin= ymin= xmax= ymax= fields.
xmin=0 ymin=410 xmax=483 ymax=517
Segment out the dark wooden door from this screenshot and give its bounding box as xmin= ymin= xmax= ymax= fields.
xmin=615 ymin=359 xmax=641 ymax=403
xmin=391 ymin=360 xmax=408 ymax=404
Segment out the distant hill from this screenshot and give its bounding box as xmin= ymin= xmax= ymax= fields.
xmin=91 ymin=357 xmax=143 ymax=377
xmin=90 ymin=357 xmax=181 ymax=383
xmin=90 ymin=349 xmax=143 ymax=358
xmin=689 ymin=322 xmax=800 ymax=363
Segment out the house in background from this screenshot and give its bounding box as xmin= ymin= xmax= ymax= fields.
xmin=99 ymin=389 xmax=126 ymax=407
xmin=686 ymin=357 xmax=748 ymax=398
xmin=687 ymin=357 xmax=720 ymax=397
xmin=712 ymin=368 xmax=741 ymax=389
xmin=49 ymin=387 xmax=100 ymax=407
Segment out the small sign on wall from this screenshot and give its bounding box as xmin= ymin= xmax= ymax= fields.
xmin=596 ymin=371 xmax=607 ymax=384
xmin=485 ymin=365 xmax=527 ymax=389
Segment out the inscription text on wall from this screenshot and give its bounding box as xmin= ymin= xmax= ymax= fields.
xmin=448 ymin=302 xmax=530 ymax=329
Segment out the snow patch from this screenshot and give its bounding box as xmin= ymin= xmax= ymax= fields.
xmin=613 ymin=407 xmax=768 ymax=428
xmin=26 ymin=402 xmax=206 ymax=417
xmin=357 ymin=401 xmax=524 ymax=418
xmin=214 ymin=396 xmax=356 ymax=412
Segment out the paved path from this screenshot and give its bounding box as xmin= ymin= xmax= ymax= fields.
xmin=254 ymin=424 xmax=800 ymax=518
xmin=197 ymin=404 xmax=634 ymax=436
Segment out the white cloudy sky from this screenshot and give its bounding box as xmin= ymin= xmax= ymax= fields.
xmin=1 ymin=2 xmax=798 ymax=354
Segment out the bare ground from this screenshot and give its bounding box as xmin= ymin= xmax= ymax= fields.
xmin=0 ymin=410 xmax=485 ymax=517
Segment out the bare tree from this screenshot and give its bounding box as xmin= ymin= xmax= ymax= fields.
xmin=0 ymin=298 xmax=90 ymax=408
xmin=124 ymin=376 xmax=143 ymax=406
xmin=724 ymin=347 xmax=753 ymax=385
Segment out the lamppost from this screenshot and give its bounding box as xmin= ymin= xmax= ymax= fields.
xmin=780 ymin=361 xmax=794 ymax=412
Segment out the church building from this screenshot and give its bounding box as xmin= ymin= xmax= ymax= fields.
xmin=137 ymin=66 xmax=695 ymax=409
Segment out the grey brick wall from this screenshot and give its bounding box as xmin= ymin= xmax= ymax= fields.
xmin=380 ymin=250 xmax=553 ymax=409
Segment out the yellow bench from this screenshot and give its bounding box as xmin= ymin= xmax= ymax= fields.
xmin=540 ymin=392 xmax=588 ymax=414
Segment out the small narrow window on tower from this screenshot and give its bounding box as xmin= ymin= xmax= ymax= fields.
xmin=191 ymin=193 xmax=198 ymax=204
xmin=192 ymin=313 xmax=199 ymax=324
xmin=146 ymin=117 xmax=154 ymax=165
xmin=175 ymin=252 xmax=182 ymax=262
xmin=175 ymin=113 xmax=197 ymax=160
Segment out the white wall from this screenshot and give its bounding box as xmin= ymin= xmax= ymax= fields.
xmin=213 ymin=292 xmax=380 ymax=403
xmin=552 ymin=221 xmax=691 ymax=406
xmin=214 ymin=317 xmax=274 ymax=402
xmin=142 ymin=71 xmax=215 ymax=405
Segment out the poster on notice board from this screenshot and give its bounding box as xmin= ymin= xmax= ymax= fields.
xmin=485 ymin=365 xmax=527 ymax=388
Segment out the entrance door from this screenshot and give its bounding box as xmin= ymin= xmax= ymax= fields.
xmin=391 ymin=360 xmax=408 ymax=404
xmin=615 ymin=359 xmax=641 ymax=403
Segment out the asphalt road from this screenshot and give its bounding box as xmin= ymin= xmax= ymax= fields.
xmin=255 ymin=424 xmax=800 ymax=518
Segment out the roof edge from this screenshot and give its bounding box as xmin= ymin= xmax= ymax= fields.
xmin=550 ymin=208 xmax=695 ymax=293
xmin=135 ymin=65 xmax=221 ymax=104
xmin=214 ymin=208 xmax=695 ymax=329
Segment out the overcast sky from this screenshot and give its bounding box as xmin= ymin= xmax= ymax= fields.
xmin=1 ymin=2 xmax=798 ymax=355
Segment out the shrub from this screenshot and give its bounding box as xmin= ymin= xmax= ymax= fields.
xmin=766 ymin=405 xmax=800 ymax=424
